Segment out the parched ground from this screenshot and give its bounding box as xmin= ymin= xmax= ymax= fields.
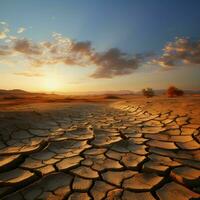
xmin=0 ymin=97 xmax=200 ymax=200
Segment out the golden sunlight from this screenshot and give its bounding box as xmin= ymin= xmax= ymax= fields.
xmin=42 ymin=74 xmax=62 ymax=92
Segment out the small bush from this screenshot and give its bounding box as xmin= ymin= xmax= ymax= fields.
xmin=167 ymin=86 xmax=184 ymax=97
xmin=104 ymin=95 xmax=120 ymax=99
xmin=142 ymin=88 xmax=155 ymax=98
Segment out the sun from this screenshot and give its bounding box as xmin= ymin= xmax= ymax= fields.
xmin=42 ymin=74 xmax=61 ymax=92
xmin=44 ymin=80 xmax=59 ymax=92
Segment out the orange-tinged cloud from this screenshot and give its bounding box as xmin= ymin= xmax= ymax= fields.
xmin=13 ymin=39 xmax=42 ymax=55
xmin=1 ymin=23 xmax=199 ymax=79
xmin=154 ymin=37 xmax=200 ymax=68
xmin=14 ymin=71 xmax=44 ymax=77
xmin=0 ymin=34 xmax=146 ymax=78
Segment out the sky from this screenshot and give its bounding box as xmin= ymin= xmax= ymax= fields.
xmin=0 ymin=0 xmax=200 ymax=93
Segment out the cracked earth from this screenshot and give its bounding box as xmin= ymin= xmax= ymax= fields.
xmin=0 ymin=102 xmax=199 ymax=200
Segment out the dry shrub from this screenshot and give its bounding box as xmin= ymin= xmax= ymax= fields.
xmin=167 ymin=86 xmax=184 ymax=97
xmin=104 ymin=95 xmax=120 ymax=99
xmin=142 ymin=88 xmax=155 ymax=98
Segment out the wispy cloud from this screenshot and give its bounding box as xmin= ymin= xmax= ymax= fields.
xmin=0 ymin=21 xmax=9 ymax=39
xmin=0 ymin=21 xmax=7 ymax=25
xmin=17 ymin=27 xmax=26 ymax=34
xmin=0 ymin=31 xmax=7 ymax=39
xmin=14 ymin=71 xmax=44 ymax=77
xmin=0 ymin=45 xmax=12 ymax=55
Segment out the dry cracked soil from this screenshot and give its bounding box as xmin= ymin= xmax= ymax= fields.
xmin=0 ymin=101 xmax=199 ymax=200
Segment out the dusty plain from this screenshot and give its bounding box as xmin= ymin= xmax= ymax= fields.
xmin=0 ymin=93 xmax=200 ymax=200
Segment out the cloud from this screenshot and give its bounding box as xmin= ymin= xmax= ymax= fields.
xmin=0 ymin=35 xmax=152 ymax=78
xmin=0 ymin=21 xmax=7 ymax=25
xmin=0 ymin=24 xmax=155 ymax=78
xmin=71 ymin=41 xmax=93 ymax=54
xmin=90 ymin=48 xmax=142 ymax=78
xmin=0 ymin=21 xmax=10 ymax=39
xmin=17 ymin=27 xmax=26 ymax=34
xmin=0 ymin=31 xmax=7 ymax=39
xmin=13 ymin=39 xmax=42 ymax=55
xmin=153 ymin=37 xmax=200 ymax=68
xmin=1 ymin=25 xmax=199 ymax=79
xmin=14 ymin=71 xmax=44 ymax=77
xmin=0 ymin=45 xmax=12 ymax=55
xmin=0 ymin=58 xmax=16 ymax=66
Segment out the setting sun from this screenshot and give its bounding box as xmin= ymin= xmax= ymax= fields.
xmin=43 ymin=74 xmax=62 ymax=92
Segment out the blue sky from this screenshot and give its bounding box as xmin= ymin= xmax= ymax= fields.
xmin=0 ymin=0 xmax=200 ymax=92
xmin=1 ymin=0 xmax=200 ymax=52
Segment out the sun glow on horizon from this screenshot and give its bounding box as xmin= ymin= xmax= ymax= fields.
xmin=42 ymin=73 xmax=63 ymax=92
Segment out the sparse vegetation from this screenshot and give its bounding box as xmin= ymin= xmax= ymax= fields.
xmin=167 ymin=86 xmax=184 ymax=97
xmin=142 ymin=88 xmax=155 ymax=98
xmin=104 ymin=94 xmax=121 ymax=99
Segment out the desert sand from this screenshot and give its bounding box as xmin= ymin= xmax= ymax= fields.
xmin=0 ymin=95 xmax=200 ymax=200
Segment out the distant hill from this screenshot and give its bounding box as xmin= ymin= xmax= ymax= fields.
xmin=0 ymin=89 xmax=45 ymax=96
xmin=101 ymin=90 xmax=134 ymax=95
xmin=184 ymin=89 xmax=200 ymax=94
xmin=62 ymin=90 xmax=135 ymax=95
xmin=0 ymin=89 xmax=30 ymax=95
xmin=0 ymin=89 xmax=199 ymax=96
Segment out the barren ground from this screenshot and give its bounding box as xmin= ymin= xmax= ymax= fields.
xmin=0 ymin=95 xmax=200 ymax=200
